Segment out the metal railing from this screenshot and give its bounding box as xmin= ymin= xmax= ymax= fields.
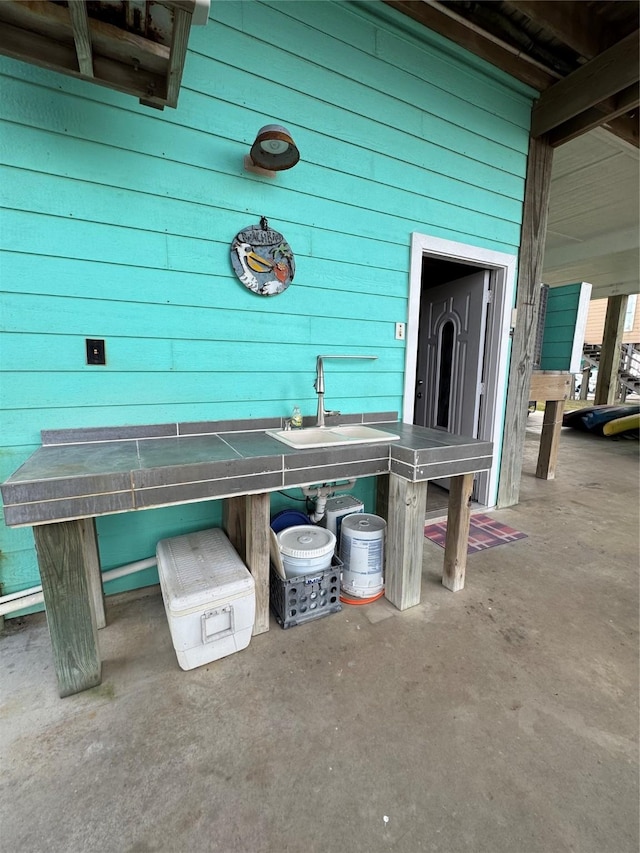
xmin=582 ymin=343 xmax=640 ymax=398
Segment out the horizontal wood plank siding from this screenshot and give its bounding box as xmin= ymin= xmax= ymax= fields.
xmin=0 ymin=0 xmax=533 ymax=599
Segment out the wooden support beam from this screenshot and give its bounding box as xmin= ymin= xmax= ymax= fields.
xmin=68 ymin=0 xmax=93 ymax=77
xmin=595 ymin=295 xmax=629 ymax=405
xmin=580 ymin=367 xmax=591 ymax=401
xmin=498 ymin=136 xmax=554 ymax=508
xmin=81 ymin=518 xmax=106 ymax=630
xmin=222 ymin=496 xmax=245 ymax=555
xmin=442 ymin=473 xmax=474 ymax=592
xmin=33 ymin=520 xmax=102 ymax=697
xmin=375 ymin=473 xmax=390 ymax=520
xmin=223 ymin=494 xmax=270 ymax=636
xmin=384 ymin=474 xmax=428 ymax=610
xmin=548 ymin=83 xmax=640 ymax=147
xmin=536 ymin=400 xmax=565 ymax=480
xmin=531 ymin=30 xmax=640 ymax=138
xmin=244 ymin=494 xmax=270 ymax=636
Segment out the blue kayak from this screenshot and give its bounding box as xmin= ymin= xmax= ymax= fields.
xmin=562 ymin=404 xmax=640 ymax=435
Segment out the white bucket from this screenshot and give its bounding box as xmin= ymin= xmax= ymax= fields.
xmin=340 ymin=513 xmax=386 ymax=598
xmin=277 ymin=525 xmax=336 ymax=580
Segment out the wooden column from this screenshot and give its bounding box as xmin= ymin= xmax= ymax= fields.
xmin=375 ymin=473 xmax=389 ymax=519
xmin=83 ymin=518 xmax=106 ymax=629
xmin=223 ymin=494 xmax=270 ymax=635
xmin=498 ymin=135 xmax=554 ymax=508
xmin=536 ymin=399 xmax=565 ymax=480
xmin=580 ymin=366 xmax=591 ymax=400
xmin=595 ymin=295 xmax=628 ymax=404
xmin=384 ymin=474 xmax=428 ymax=610
xmin=244 ymin=493 xmax=270 ymax=636
xmin=528 ymin=371 xmax=571 ymax=480
xmin=33 ymin=520 xmax=102 ymax=697
xmin=442 ymin=473 xmax=474 ymax=592
xmin=223 ymin=496 xmax=245 ymax=554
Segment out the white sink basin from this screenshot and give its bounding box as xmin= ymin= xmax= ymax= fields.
xmin=266 ymin=424 xmax=400 ymax=449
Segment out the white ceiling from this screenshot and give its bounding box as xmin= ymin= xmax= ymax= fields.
xmin=543 ymin=127 xmax=640 ymax=301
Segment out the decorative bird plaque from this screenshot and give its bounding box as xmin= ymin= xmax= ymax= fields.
xmin=230 ymin=217 xmax=295 ymax=296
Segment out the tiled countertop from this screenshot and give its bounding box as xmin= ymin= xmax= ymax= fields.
xmin=1 ymin=414 xmax=493 ymax=527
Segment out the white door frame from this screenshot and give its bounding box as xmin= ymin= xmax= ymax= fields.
xmin=404 ymin=233 xmax=518 ymax=508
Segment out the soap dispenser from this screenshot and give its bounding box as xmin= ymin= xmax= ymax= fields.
xmin=290 ymin=405 xmax=303 ymax=429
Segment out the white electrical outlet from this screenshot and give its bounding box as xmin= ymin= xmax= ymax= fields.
xmin=395 ymin=322 xmax=406 ymax=340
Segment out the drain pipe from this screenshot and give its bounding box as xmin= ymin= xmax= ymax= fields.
xmin=0 ymin=557 xmax=157 ymax=618
xmin=303 ymin=480 xmax=355 ymax=523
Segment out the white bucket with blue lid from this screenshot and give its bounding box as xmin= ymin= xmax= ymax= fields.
xmin=276 ymin=525 xmax=336 ymax=579
xmin=339 ymin=513 xmax=385 ymax=597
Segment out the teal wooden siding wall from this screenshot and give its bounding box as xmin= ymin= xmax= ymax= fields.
xmin=0 ymin=0 xmax=534 ymax=607
xmin=540 ymin=283 xmax=591 ymax=371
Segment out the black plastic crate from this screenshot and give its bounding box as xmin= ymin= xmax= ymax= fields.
xmin=270 ymin=557 xmax=342 ymax=629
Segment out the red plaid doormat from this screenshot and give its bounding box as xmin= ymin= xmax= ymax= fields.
xmin=424 ymin=513 xmax=528 ymax=554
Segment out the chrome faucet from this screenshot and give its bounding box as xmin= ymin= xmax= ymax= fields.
xmin=314 ymin=355 xmax=378 ymax=427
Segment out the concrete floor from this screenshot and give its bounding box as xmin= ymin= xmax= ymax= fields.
xmin=1 ymin=414 xmax=638 ymax=853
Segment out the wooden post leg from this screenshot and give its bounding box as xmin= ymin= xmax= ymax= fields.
xmin=375 ymin=473 xmax=389 ymax=519
xmin=33 ymin=520 xmax=102 ymax=697
xmin=595 ymin=295 xmax=628 ymax=405
xmin=223 ymin=494 xmax=270 ymax=636
xmin=536 ymin=399 xmax=565 ymax=480
xmin=580 ymin=367 xmax=591 ymax=400
xmin=223 ymin=496 xmax=246 ymax=555
xmin=82 ymin=518 xmax=106 ymax=629
xmin=442 ymin=473 xmax=474 ymax=592
xmin=244 ymin=493 xmax=270 ymax=636
xmin=384 ymin=474 xmax=428 ymax=610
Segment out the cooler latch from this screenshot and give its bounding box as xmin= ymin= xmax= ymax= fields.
xmin=201 ymin=605 xmax=235 ymax=644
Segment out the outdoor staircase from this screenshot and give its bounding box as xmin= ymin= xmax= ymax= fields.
xmin=583 ymin=343 xmax=640 ymax=396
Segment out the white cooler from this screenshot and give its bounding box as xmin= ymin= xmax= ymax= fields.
xmin=156 ymin=527 xmax=255 ymax=671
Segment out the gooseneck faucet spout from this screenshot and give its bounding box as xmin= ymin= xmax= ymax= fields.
xmin=314 ymin=354 xmax=378 ymax=427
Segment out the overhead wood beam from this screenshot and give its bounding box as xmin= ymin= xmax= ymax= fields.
xmin=548 ymin=83 xmax=640 ymax=147
xmin=384 ymin=0 xmax=557 ymax=91
xmin=68 ymin=0 xmax=93 ymax=77
xmin=531 ymin=30 xmax=640 ymax=138
xmin=508 ymin=1 xmax=605 ymax=60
